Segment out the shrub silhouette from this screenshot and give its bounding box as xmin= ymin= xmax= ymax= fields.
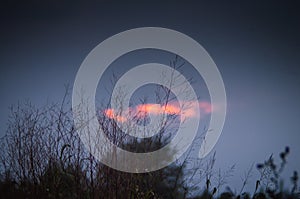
xmin=0 ymin=100 xmax=299 ymax=198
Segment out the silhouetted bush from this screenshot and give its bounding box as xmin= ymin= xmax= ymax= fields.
xmin=0 ymin=99 xmax=299 ymax=199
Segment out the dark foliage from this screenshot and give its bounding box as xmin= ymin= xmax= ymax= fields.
xmin=0 ymin=101 xmax=299 ymax=199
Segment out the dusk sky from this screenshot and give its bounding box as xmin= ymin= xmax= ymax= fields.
xmin=1 ymin=1 xmax=299 ymax=192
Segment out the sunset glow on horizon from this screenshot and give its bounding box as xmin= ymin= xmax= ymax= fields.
xmin=103 ymin=101 xmax=213 ymax=123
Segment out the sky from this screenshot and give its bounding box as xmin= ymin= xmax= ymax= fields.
xmin=1 ymin=0 xmax=300 ymax=193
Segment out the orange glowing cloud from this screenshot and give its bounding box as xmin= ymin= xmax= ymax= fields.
xmin=103 ymin=101 xmax=214 ymax=123
xmin=136 ymin=104 xmax=181 ymax=115
xmin=104 ymin=108 xmax=127 ymax=123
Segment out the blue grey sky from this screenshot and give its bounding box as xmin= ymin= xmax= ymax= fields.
xmin=1 ymin=1 xmax=299 ymax=192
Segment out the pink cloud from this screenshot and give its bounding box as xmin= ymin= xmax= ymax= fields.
xmin=102 ymin=101 xmax=214 ymax=122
